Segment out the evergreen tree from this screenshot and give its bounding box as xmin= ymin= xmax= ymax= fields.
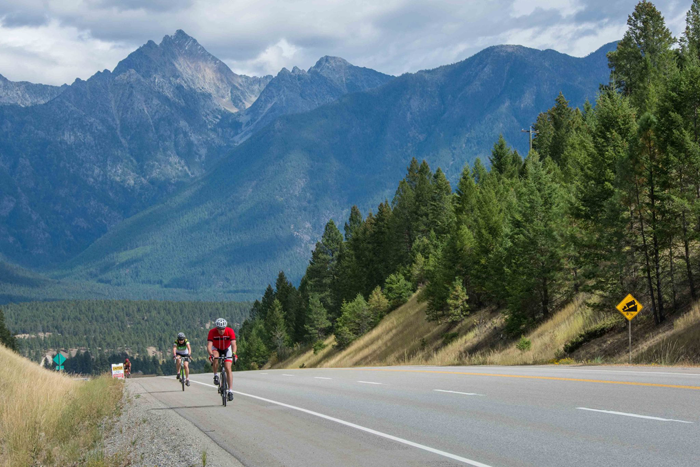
xmin=446 ymin=278 xmax=470 ymax=324
xmin=429 ymin=168 xmax=456 ymax=238
xmin=505 ymin=152 xmax=567 ymax=332
xmin=266 ymin=299 xmax=289 ymax=356
xmin=305 ymin=294 xmax=331 ymax=343
xmin=384 ymin=273 xmax=413 ymax=308
xmin=0 ymin=309 xmax=17 ymax=351
xmin=367 ymin=287 xmax=390 ymax=324
xmin=608 ymin=0 xmax=676 ymax=112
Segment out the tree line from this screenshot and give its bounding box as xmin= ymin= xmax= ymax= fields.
xmin=236 ymin=0 xmax=700 ymax=368
xmin=2 ymin=300 xmax=249 ymax=363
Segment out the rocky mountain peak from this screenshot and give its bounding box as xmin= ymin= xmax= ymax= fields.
xmin=310 ymin=56 xmax=350 ymax=73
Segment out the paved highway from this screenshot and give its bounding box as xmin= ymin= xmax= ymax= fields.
xmin=134 ymin=365 xmax=700 ymax=466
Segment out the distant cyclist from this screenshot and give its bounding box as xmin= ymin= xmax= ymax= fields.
xmin=173 ymin=332 xmax=192 ymax=386
xmin=207 ymin=318 xmax=237 ymax=401
xmin=124 ymin=357 xmax=131 ymax=378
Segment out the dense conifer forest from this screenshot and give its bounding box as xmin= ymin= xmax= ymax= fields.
xmin=235 ymin=0 xmax=700 ymax=370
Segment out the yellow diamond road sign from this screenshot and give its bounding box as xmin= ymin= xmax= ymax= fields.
xmin=617 ymin=294 xmax=642 ymax=321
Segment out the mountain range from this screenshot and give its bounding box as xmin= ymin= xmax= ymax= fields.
xmin=0 ymin=31 xmax=617 ymax=300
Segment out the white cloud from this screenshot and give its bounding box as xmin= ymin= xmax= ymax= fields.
xmin=511 ymin=0 xmax=582 ymax=18
xmin=0 ymin=19 xmax=133 ymax=84
xmin=0 ymin=0 xmax=695 ymax=85
xmin=228 ymin=39 xmax=301 ymax=77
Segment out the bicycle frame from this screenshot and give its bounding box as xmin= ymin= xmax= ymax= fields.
xmin=176 ymin=355 xmax=190 ymax=391
xmin=215 ymin=355 xmax=230 ymax=406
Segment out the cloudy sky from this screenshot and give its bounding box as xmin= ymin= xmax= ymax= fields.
xmin=0 ymin=0 xmax=693 ymax=85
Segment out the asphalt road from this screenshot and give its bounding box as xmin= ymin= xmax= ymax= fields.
xmin=136 ymin=365 xmax=700 ymax=466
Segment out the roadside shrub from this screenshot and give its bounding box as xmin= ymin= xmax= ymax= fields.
xmin=516 ymin=336 xmax=532 ymax=352
xmin=312 ymin=341 xmax=327 ymax=355
xmin=442 ymin=332 xmax=459 ymax=347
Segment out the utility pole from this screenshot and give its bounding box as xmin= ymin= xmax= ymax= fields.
xmin=521 ymin=126 xmax=535 ymax=154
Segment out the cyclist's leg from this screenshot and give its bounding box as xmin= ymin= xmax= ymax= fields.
xmin=175 ymin=356 xmax=181 ymax=374
xmin=224 ymin=360 xmax=233 ymax=389
xmin=184 ymin=358 xmax=190 ymax=379
xmin=212 ymin=349 xmax=221 ymax=384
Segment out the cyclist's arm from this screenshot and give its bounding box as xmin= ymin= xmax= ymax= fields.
xmin=232 ymin=338 xmax=237 ymax=355
xmin=206 ymin=340 xmax=214 ymax=357
xmin=172 ymin=343 xmax=177 ymax=358
xmin=187 ymin=342 xmax=192 ymax=357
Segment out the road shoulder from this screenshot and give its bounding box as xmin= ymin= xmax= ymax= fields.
xmin=103 ymin=378 xmax=242 ymax=467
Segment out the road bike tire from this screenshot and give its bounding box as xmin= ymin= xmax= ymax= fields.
xmin=221 ymin=371 xmax=227 ymax=407
xmin=181 ymin=366 xmax=185 ymax=391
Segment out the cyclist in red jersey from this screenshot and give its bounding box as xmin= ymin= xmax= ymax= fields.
xmin=207 ymin=318 xmax=237 ymax=401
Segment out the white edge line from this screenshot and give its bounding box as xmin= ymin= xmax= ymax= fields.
xmin=314 ymin=377 xmax=332 ymax=380
xmin=434 ymin=389 xmax=485 ymax=397
xmin=576 ymin=407 xmax=693 ymax=424
xmin=282 ymin=374 xmax=295 ymax=377
xmin=357 ymin=381 xmax=383 ymax=385
xmin=260 ymin=373 xmax=268 ymax=375
xmin=187 ymin=379 xmax=491 ymax=467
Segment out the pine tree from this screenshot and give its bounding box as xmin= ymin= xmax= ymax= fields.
xmin=429 ymin=168 xmax=455 ymax=238
xmin=0 ymin=309 xmax=17 ymax=351
xmin=608 ymin=0 xmax=676 ymax=112
xmin=505 ymin=152 xmax=567 ymax=332
xmin=367 ymin=287 xmax=390 ymax=324
xmin=305 ymin=294 xmax=331 ymax=343
xmin=266 ymin=299 xmax=289 ymax=356
xmin=446 ymin=278 xmax=470 ymax=323
xmin=489 ymin=135 xmax=512 ymax=175
xmin=384 ymin=273 xmax=413 ymax=308
xmin=344 ymin=206 xmax=364 ymax=241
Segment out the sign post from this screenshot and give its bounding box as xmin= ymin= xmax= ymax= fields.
xmin=111 ymin=363 xmax=125 ymax=379
xmin=616 ymin=294 xmax=643 ymax=364
xmin=53 ymin=353 xmax=66 ymax=371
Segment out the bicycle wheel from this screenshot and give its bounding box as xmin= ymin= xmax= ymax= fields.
xmin=181 ymin=366 xmax=185 ymax=391
xmin=221 ymin=371 xmax=227 ymax=407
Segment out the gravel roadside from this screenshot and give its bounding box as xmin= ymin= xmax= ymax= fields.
xmin=103 ymin=378 xmax=242 ymax=467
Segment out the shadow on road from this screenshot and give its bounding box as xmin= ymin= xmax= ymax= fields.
xmin=149 ymin=405 xmax=221 ymax=410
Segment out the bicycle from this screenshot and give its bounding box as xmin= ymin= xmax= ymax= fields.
xmin=175 ymin=355 xmax=190 ymax=391
xmin=214 ymin=355 xmax=236 ymax=406
xmin=215 ymin=355 xmax=229 ymax=406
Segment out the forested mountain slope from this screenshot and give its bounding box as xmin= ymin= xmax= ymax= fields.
xmin=58 ymin=42 xmax=616 ymax=297
xmin=0 ymin=30 xmax=271 ymax=267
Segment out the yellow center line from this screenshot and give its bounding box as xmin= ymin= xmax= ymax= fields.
xmin=354 ymin=368 xmax=700 ymax=390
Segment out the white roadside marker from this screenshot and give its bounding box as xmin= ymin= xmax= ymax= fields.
xmin=434 ymin=389 xmax=485 ymax=397
xmin=187 ymin=379 xmax=492 ymax=467
xmin=314 ymin=377 xmax=332 ymax=380
xmin=577 ymin=407 xmax=693 ymax=424
xmin=357 ymin=381 xmax=383 ymax=385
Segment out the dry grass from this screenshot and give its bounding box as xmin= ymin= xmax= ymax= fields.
xmin=274 ymin=291 xmax=700 ymax=370
xmin=674 ymin=301 xmax=700 ymax=332
xmin=635 ymin=303 xmax=700 ymax=365
xmin=462 ymin=296 xmax=600 ymax=365
xmin=0 ymin=345 xmax=123 ymax=466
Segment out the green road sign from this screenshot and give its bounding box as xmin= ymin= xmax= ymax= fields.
xmin=53 ymin=354 xmax=66 ymax=365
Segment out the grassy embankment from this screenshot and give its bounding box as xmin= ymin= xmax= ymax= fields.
xmin=0 ymin=345 xmax=123 ymax=466
xmin=273 ymin=293 xmax=700 ymax=369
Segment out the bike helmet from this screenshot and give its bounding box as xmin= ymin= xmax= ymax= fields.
xmin=125 ymin=357 xmax=129 ymax=362
xmin=177 ymin=332 xmax=186 ymax=340
xmin=215 ymin=318 xmax=227 ymax=329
